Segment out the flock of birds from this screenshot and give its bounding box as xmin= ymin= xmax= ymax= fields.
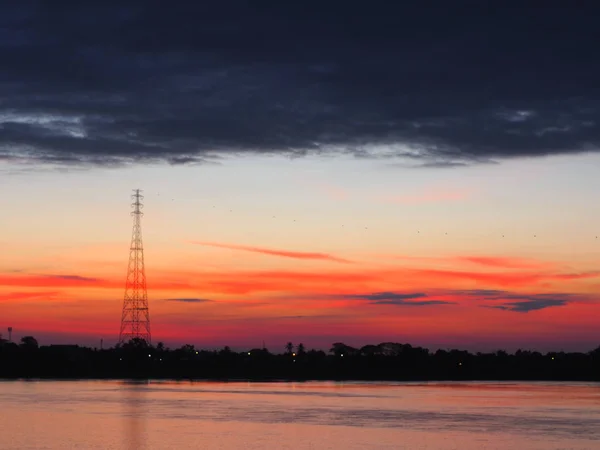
xmin=153 ymin=192 xmax=598 ymax=240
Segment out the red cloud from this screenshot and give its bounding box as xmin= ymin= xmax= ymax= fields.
xmin=373 ymin=254 xmax=557 ymax=270
xmin=173 ymin=266 xmax=599 ymax=296
xmin=0 ymin=274 xmax=112 ymax=288
xmin=0 ymin=291 xmax=60 ymax=302
xmin=190 ymin=241 xmax=352 ymax=263
xmin=6 ymin=287 xmax=600 ymax=349
xmin=1 ymin=256 xmax=596 ymax=299
xmin=394 ymin=268 xmax=599 ymax=288
xmin=457 ymin=256 xmax=554 ymax=270
xmin=0 ymin=274 xmax=189 ymax=290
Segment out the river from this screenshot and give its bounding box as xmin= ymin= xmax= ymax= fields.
xmin=0 ymin=380 xmax=599 ymax=449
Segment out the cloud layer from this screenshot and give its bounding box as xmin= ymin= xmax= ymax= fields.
xmin=163 ymin=298 xmax=212 ymax=304
xmin=346 ymin=291 xmax=453 ymax=307
xmin=1 ymin=262 xmax=598 ymax=295
xmin=463 ymin=290 xmax=579 ymax=313
xmin=1 ymin=2 xmax=599 ymax=167
xmin=340 ymin=290 xmax=584 ymax=312
xmin=191 ymin=241 xmax=352 ymax=263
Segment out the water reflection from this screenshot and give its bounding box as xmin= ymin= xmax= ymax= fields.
xmin=121 ymin=380 xmax=149 ymax=450
xmin=0 ymin=380 xmax=599 ymax=449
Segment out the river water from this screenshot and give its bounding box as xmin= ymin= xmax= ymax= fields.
xmin=0 ymin=380 xmax=599 ymax=449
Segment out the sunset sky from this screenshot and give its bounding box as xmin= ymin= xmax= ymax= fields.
xmin=1 ymin=2 xmax=599 ymax=351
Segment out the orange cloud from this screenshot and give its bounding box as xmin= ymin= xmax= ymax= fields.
xmin=395 ymin=267 xmax=599 ymax=289
xmin=456 ymin=256 xmax=555 ymax=270
xmin=374 ymin=254 xmax=557 ymax=270
xmin=190 ymin=241 xmax=353 ymax=264
xmin=0 ymin=274 xmax=110 ymax=288
xmin=0 ymin=291 xmax=60 ymax=302
xmin=0 ymin=273 xmax=189 ymax=290
xmin=2 ymin=253 xmax=597 ymax=313
xmin=3 ymin=262 xmax=597 ymax=298
xmin=160 ymin=265 xmax=600 ymax=296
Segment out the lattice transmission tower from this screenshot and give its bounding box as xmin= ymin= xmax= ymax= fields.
xmin=118 ymin=189 xmax=151 ymax=344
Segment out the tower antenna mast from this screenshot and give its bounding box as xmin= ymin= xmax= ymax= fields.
xmin=118 ymin=189 xmax=151 ymax=344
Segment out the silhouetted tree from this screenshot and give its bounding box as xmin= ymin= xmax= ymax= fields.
xmin=378 ymin=342 xmax=403 ymax=356
xmin=330 ymin=342 xmax=356 ymax=357
xmin=20 ymin=336 xmax=38 ymax=349
xmin=175 ymin=344 xmax=196 ymax=357
xmin=360 ymin=344 xmax=379 ymax=356
xmin=2 ymin=340 xmax=600 ymax=381
xmin=285 ymin=342 xmax=294 ymax=355
xmin=121 ymin=338 xmax=150 ymax=350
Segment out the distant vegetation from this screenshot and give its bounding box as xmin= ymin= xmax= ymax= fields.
xmin=1 ymin=338 xmax=599 ymax=381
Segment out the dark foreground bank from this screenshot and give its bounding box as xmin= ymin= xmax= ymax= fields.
xmin=1 ymin=338 xmax=600 ymax=381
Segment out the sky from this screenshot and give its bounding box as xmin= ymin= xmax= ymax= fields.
xmin=1 ymin=2 xmax=599 ymax=352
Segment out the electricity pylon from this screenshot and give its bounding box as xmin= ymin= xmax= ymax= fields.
xmin=118 ymin=189 xmax=151 ymax=344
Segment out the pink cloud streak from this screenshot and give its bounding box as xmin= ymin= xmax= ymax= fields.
xmin=190 ymin=241 xmax=353 ymax=264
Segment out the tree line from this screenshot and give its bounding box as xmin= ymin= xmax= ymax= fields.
xmin=1 ymin=337 xmax=599 ymax=381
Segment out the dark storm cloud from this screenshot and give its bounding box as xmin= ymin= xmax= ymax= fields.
xmin=486 ymin=299 xmax=568 ymax=313
xmin=1 ymin=1 xmax=599 ymax=167
xmin=456 ymin=289 xmax=581 ymax=312
xmin=347 ymin=292 xmax=454 ymax=307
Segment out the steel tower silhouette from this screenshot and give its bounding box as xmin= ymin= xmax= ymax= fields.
xmin=118 ymin=189 xmax=151 ymax=344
